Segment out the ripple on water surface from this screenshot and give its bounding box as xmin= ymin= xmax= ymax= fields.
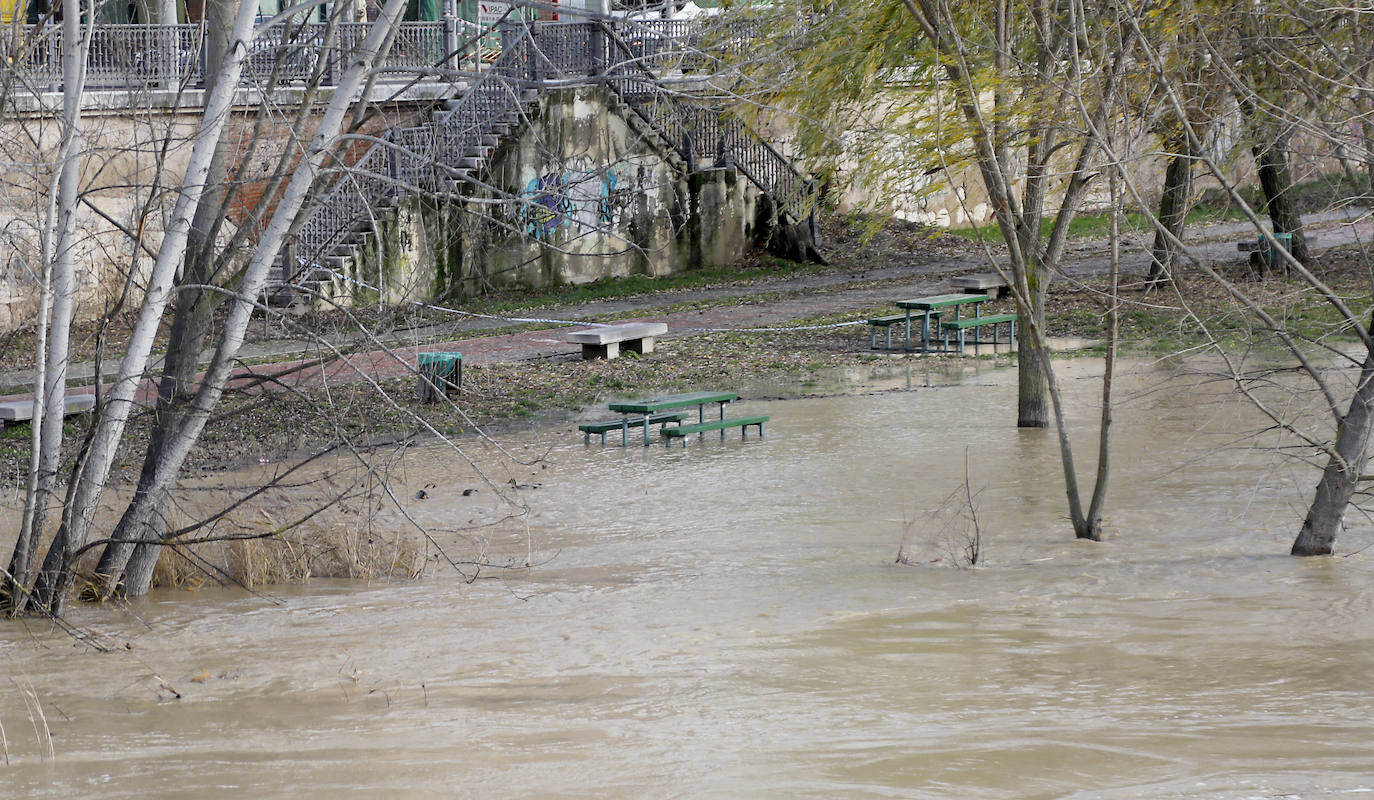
xmin=3 ymin=359 xmax=1374 ymax=798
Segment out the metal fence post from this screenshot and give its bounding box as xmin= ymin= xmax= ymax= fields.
xmin=441 ymin=0 xmax=458 ymax=70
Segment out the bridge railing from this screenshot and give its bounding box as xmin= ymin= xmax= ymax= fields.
xmin=0 ymin=20 xmax=455 ymax=91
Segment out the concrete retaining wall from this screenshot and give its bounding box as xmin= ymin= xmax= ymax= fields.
xmin=336 ymin=86 xmax=763 ymax=305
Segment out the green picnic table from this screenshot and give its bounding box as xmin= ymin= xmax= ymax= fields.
xmin=607 ymin=391 xmax=739 ymax=447
xmin=896 ymin=293 xmax=990 ymax=352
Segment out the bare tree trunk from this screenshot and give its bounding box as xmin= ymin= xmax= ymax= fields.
xmin=1084 ymin=166 xmax=1121 ymax=539
xmin=1292 ymin=343 xmax=1374 ymax=556
xmin=5 ymin=0 xmax=87 ymax=614
xmin=1254 ymin=132 xmax=1312 ymax=268
xmin=108 ymin=0 xmax=410 ymax=597
xmin=28 ymin=0 xmax=263 ymax=614
xmin=1016 ymin=269 xmax=1050 ymax=428
xmin=1148 ymin=141 xmax=1192 ymax=284
xmin=93 ymin=0 xmax=236 ymax=596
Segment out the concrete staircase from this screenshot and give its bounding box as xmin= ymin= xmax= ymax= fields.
xmin=268 ymin=20 xmax=814 ymax=305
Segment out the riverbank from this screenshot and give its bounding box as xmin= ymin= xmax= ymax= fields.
xmin=1 ymin=212 xmax=1370 ymax=483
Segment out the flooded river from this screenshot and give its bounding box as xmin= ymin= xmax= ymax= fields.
xmin=3 ymin=358 xmax=1373 ymax=798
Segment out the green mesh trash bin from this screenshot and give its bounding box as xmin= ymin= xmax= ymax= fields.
xmin=417 ymin=352 xmax=462 ymax=402
xmin=1260 ymin=232 xmax=1293 ymax=270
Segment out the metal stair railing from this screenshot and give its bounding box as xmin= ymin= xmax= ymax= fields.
xmin=593 ymin=19 xmax=815 ymax=225
xmin=285 ymin=24 xmax=537 ymax=280
xmin=283 ymin=17 xmax=812 ymax=284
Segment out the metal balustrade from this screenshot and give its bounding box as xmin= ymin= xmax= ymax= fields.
xmin=0 ymin=20 xmax=453 ymax=90
xmin=284 ymin=27 xmax=537 ymax=273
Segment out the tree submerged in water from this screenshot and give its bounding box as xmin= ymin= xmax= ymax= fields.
xmin=745 ymin=0 xmax=1374 ymax=552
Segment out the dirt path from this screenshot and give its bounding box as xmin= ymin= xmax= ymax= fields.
xmin=3 ymin=209 xmax=1370 ymax=398
xmin=250 ymin=208 xmax=1374 ymax=377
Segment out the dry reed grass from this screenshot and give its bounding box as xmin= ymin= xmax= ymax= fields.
xmin=149 ymin=516 xmax=425 ymax=591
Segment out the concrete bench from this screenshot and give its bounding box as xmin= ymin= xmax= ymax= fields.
xmin=566 ymin=322 xmax=668 ymax=360
xmin=949 ymin=273 xmax=1010 ymax=299
xmin=0 ymin=393 xmax=96 ymax=423
xmin=939 ymin=314 xmax=1018 ymax=355
xmin=660 ymin=415 xmax=769 ymax=446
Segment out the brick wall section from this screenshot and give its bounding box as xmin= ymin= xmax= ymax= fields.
xmin=221 ymin=105 xmax=426 ymax=239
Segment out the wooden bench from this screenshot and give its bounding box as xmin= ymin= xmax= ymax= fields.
xmin=939 ymin=314 xmax=1018 ymax=355
xmin=578 ymin=411 xmax=690 ymax=445
xmin=0 ymin=393 xmax=96 ymax=423
xmin=417 ymin=352 xmax=462 ymax=402
xmin=868 ymin=312 xmax=928 ymax=350
xmin=566 ymin=322 xmax=668 ymax=360
xmin=660 ymin=415 xmax=769 ymax=446
xmin=949 ymin=273 xmax=1010 ymax=299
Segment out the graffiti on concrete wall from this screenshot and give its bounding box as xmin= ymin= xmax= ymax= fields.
xmin=520 ymin=158 xmax=642 ymax=241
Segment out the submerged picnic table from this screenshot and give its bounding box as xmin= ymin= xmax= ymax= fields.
xmin=896 ymin=293 xmax=990 ymax=352
xmin=607 ymin=391 xmax=738 ymax=447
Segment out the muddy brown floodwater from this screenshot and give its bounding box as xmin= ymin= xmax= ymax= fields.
xmin=3 ymin=358 xmax=1373 ymax=798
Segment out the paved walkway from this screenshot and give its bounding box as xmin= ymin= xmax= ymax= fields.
xmin=5 ymin=209 xmax=1372 ymax=406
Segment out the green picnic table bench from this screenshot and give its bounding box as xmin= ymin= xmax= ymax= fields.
xmin=578 ymin=411 xmax=690 ymax=445
xmin=896 ymin=293 xmax=990 ymax=352
xmin=868 ymin=311 xmax=929 ymax=350
xmin=940 ymin=313 xmax=1018 ymax=354
xmin=607 ymin=390 xmax=740 ymax=447
xmin=661 ymin=415 xmax=769 ymax=447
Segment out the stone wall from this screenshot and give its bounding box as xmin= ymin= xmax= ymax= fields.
xmin=0 ymin=102 xmax=209 ymax=332
xmin=338 ymin=86 xmax=763 ymax=305
xmin=0 ymin=89 xmax=432 ymax=334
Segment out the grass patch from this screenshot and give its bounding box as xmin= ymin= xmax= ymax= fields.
xmin=946 ymin=202 xmax=1253 ymax=245
xmin=452 ymin=255 xmax=826 ymax=317
xmin=1045 ymin=245 xmax=1374 ymax=354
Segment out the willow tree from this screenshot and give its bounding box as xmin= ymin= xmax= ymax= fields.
xmin=1127 ymin=1 xmax=1374 ymax=556
xmin=739 ymin=0 xmax=1148 ymax=538
xmin=1229 ymin=2 xmax=1374 ymax=554
xmin=750 ymin=0 xmax=1145 ymax=432
xmin=1140 ymin=23 xmax=1231 ymax=286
